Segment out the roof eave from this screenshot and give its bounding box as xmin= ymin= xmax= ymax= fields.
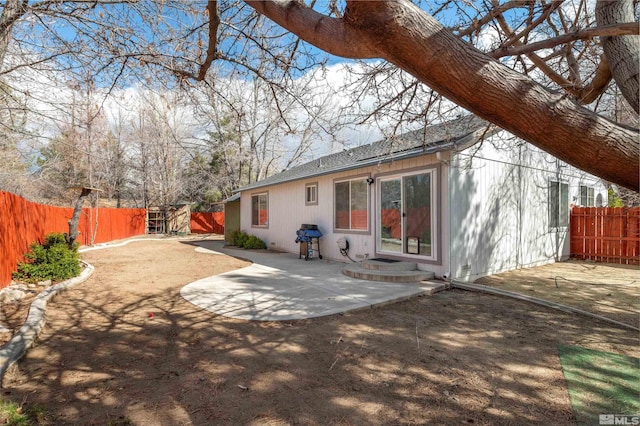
xmin=234 ymin=129 xmax=494 ymax=193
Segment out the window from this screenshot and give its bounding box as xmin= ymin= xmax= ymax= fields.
xmin=596 ymin=193 xmax=604 ymax=207
xmin=334 ymin=177 xmax=368 ymax=231
xmin=251 ymin=192 xmax=268 ymax=227
xmin=580 ymin=186 xmax=595 ymax=206
xmin=549 ymin=181 xmax=568 ymax=228
xmin=305 ymin=183 xmax=318 ymax=205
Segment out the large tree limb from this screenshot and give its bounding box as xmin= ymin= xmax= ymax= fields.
xmin=596 ymin=0 xmax=639 ymax=113
xmin=172 ymin=1 xmax=220 ymax=81
xmin=246 ymin=0 xmax=379 ymax=58
xmin=577 ymin=54 xmax=612 ymax=104
xmin=244 ymin=0 xmax=639 ymax=190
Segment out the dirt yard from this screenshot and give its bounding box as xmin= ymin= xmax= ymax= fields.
xmin=476 ymin=260 xmax=639 ymax=328
xmin=1 ymin=239 xmax=638 ymax=425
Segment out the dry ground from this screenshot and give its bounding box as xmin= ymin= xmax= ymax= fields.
xmin=476 ymin=260 xmax=639 ymax=328
xmin=1 ymin=239 xmax=638 ymax=425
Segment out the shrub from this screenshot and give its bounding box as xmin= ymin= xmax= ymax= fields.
xmin=12 ymin=232 xmax=81 ymax=283
xmin=228 ymin=230 xmax=266 ymax=249
xmin=243 ymin=235 xmax=266 ymax=250
xmin=234 ymin=231 xmax=249 ymax=247
xmin=228 ymin=230 xmax=241 ymax=246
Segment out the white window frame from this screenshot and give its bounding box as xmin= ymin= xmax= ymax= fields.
xmin=251 ymin=192 xmax=269 ymax=228
xmin=376 ymin=169 xmax=438 ymax=262
xmin=333 ymin=176 xmax=369 ymax=233
xmin=549 ymin=180 xmax=569 ymax=229
xmin=305 ymin=182 xmax=318 ymax=206
xmin=580 ymin=185 xmax=595 ymax=207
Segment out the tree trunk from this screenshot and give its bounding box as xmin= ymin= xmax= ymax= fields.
xmin=0 ymin=0 xmax=27 ymax=69
xmin=246 ymin=0 xmax=639 ymax=190
xmin=66 ymin=187 xmax=92 ymax=249
xmin=596 ymin=0 xmax=639 ymax=114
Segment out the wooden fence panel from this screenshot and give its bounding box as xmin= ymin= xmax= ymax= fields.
xmin=570 ymin=207 xmax=640 ymax=265
xmin=0 ymin=191 xmax=146 ymax=288
xmin=190 ymin=212 xmax=225 ymax=234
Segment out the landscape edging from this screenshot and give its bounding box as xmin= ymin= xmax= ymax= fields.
xmin=0 ymin=261 xmax=95 ymax=385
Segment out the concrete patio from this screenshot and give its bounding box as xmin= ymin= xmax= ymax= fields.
xmin=180 ymin=240 xmax=446 ymax=321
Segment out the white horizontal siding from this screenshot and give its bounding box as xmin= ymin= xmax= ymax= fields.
xmin=240 ymin=153 xmax=448 ymax=275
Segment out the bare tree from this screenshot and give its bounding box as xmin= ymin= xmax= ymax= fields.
xmin=188 ymin=62 xmax=350 ymax=198
xmin=0 ymin=79 xmax=35 ymax=197
xmin=99 ymin=103 xmax=133 ymax=207
xmin=127 ymin=90 xmax=193 ymax=208
xmin=0 ymin=0 xmax=637 ymax=191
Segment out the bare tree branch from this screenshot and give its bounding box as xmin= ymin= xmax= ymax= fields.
xmin=491 ymin=22 xmax=640 ymax=58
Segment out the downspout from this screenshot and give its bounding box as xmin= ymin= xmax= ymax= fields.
xmin=445 ymin=151 xmax=454 ymax=281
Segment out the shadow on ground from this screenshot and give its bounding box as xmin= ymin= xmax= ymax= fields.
xmin=1 ymin=240 xmax=638 ymax=425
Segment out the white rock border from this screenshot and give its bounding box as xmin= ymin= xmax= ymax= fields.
xmin=0 ymin=261 xmax=95 ymax=383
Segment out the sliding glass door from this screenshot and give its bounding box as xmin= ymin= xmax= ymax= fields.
xmin=377 ymin=170 xmax=435 ymax=259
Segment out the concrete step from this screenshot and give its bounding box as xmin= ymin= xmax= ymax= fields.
xmin=361 ymin=259 xmax=418 ymax=271
xmin=343 ymin=263 xmax=435 ymax=283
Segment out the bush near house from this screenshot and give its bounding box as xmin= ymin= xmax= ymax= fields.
xmin=228 ymin=230 xmax=266 ymax=250
xmin=12 ymin=233 xmax=81 ymax=283
xmin=243 ymin=235 xmax=267 ymax=250
xmin=228 ymin=230 xmax=243 ymax=246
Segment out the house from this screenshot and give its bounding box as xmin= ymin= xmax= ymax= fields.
xmin=232 ymin=115 xmax=607 ymax=281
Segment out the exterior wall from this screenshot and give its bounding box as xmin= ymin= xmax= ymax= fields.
xmin=448 ymin=132 xmax=607 ymax=281
xmin=239 ymin=153 xmax=450 ymax=276
xmin=223 ymin=200 xmax=240 ymax=242
xmin=239 ymin=132 xmax=607 ymax=282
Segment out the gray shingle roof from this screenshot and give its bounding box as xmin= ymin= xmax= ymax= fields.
xmin=238 ymin=115 xmax=494 ymax=192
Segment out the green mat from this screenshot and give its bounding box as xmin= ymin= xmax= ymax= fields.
xmin=558 ymin=344 xmax=640 ymax=426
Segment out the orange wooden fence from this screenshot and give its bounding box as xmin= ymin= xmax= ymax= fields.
xmin=335 ymin=210 xmax=368 ymax=230
xmin=381 ymin=207 xmax=431 ymax=239
xmin=190 ymin=212 xmax=225 ymax=234
xmin=570 ymin=207 xmax=640 ymax=265
xmin=0 ymin=191 xmax=146 ymax=288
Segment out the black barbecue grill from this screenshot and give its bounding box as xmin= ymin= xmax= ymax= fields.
xmin=295 ymin=224 xmax=322 ymax=260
